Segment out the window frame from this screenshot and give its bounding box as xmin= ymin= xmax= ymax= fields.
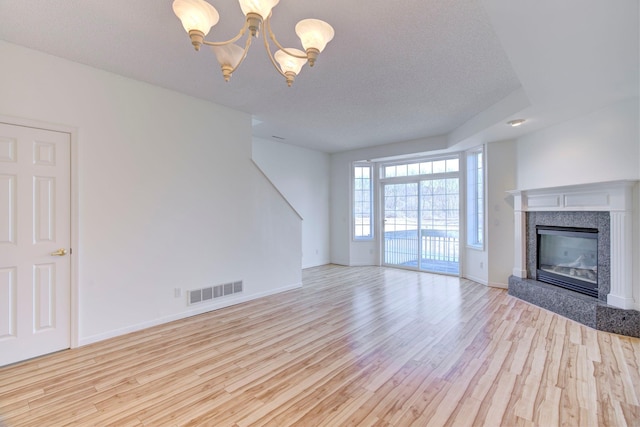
xmin=466 ymin=147 xmax=485 ymax=250
xmin=378 ymin=153 xmax=462 ymax=274
xmin=352 ymin=162 xmax=374 ymax=241
xmin=380 ymin=156 xmax=460 ymax=180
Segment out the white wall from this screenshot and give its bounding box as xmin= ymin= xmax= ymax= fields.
xmin=516 ymin=98 xmax=639 ymax=190
xmin=463 ymin=248 xmax=487 ymax=285
xmin=252 ymin=137 xmax=330 ymax=268
xmin=0 ymin=41 xmax=302 ymax=345
xmin=485 ymin=140 xmax=516 ymax=288
xmin=330 ymin=152 xmax=353 ymax=265
xmin=454 ymin=141 xmax=517 ymax=289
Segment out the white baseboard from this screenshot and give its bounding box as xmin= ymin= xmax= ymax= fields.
xmin=77 ymin=282 xmax=303 ymax=347
xmin=464 ymin=274 xmax=508 ymax=289
xmin=302 ymin=259 xmax=331 ymax=269
xmin=464 ymin=274 xmax=488 ymax=286
xmin=489 ymin=281 xmax=509 ymax=289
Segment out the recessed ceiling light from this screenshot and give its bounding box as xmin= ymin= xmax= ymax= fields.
xmin=507 ymin=119 xmax=526 ymax=127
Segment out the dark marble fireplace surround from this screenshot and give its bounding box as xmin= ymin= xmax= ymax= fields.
xmin=509 ymin=211 xmax=640 ymax=337
xmin=529 ymin=211 xmax=610 ymax=299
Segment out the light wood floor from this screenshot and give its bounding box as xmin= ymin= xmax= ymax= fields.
xmin=1 ymin=265 xmax=639 ymax=426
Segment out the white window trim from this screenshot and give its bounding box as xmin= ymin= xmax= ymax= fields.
xmin=352 ymin=162 xmax=374 ymax=241
xmin=466 ymin=147 xmax=485 ymax=250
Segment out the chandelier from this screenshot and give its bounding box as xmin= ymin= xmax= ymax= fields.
xmin=172 ymin=0 xmax=335 ymax=87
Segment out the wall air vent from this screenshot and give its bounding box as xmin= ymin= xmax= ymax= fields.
xmin=188 ymin=280 xmax=243 ymax=306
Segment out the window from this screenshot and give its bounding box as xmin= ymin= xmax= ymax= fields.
xmin=353 ymin=163 xmax=373 ymax=240
xmin=382 ymin=158 xmax=459 ymax=179
xmin=466 ymin=148 xmax=484 ymax=248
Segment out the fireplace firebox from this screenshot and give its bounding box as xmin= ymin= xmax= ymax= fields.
xmin=536 ymin=226 xmax=598 ymax=297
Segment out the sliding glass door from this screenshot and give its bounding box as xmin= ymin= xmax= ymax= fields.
xmin=382 ymin=161 xmax=460 ymax=274
xmin=383 ymin=183 xmax=419 ymax=268
xmin=418 ymin=178 xmax=459 ymax=274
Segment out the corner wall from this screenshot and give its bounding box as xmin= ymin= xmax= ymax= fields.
xmin=462 ymin=141 xmax=517 ymax=288
xmin=252 ymin=137 xmax=331 ymax=268
xmin=486 ymin=140 xmax=516 ymax=288
xmin=0 ymin=40 xmax=302 ymax=345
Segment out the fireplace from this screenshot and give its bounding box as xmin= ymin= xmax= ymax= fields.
xmin=507 ymin=180 xmax=639 ymax=338
xmin=536 ymin=226 xmax=598 ymax=297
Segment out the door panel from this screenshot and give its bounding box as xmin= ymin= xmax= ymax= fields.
xmin=0 ymin=174 xmax=16 ymax=244
xmin=0 ymin=267 xmax=17 ymax=339
xmin=383 ymin=179 xmax=459 ymax=274
xmin=34 ymin=263 xmax=56 ymax=331
xmin=34 ymin=176 xmax=57 ymax=242
xmin=383 ymin=182 xmax=419 ymax=267
xmin=420 ymin=178 xmax=459 ymax=274
xmin=0 ymin=123 xmax=71 ymax=366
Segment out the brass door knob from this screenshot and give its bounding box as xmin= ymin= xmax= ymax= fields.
xmin=51 ymin=248 xmax=67 ymax=256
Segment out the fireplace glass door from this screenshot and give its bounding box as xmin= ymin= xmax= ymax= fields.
xmin=536 ymin=226 xmax=598 ymax=297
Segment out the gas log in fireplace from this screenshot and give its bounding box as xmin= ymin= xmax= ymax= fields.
xmin=536 ymin=226 xmax=598 ymax=297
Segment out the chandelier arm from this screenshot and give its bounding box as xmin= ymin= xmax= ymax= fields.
xmin=265 ymin=16 xmax=307 ymax=59
xmin=228 ymin=33 xmax=253 ymax=75
xmin=262 ymin=19 xmax=287 ymax=79
xmin=201 ymin=21 xmax=249 ymax=47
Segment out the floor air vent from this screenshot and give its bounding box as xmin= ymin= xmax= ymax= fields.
xmin=189 ymin=281 xmax=243 ymax=305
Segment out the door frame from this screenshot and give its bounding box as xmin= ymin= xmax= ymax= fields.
xmin=377 ymin=157 xmax=463 ymax=276
xmin=0 ymin=114 xmax=79 ymax=349
xmin=381 ymin=179 xmax=421 ymax=270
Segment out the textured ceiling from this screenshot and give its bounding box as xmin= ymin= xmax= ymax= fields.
xmin=0 ymin=1 xmax=637 ymax=153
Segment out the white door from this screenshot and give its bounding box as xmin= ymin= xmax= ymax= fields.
xmin=0 ymin=122 xmax=71 ymax=367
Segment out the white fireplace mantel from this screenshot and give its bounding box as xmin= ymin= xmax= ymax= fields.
xmin=507 ymin=180 xmax=638 ymax=310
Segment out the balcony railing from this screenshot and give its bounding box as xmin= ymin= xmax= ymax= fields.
xmin=384 ymin=229 xmax=459 ymax=274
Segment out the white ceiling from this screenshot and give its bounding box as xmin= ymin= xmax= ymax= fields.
xmin=0 ymin=0 xmax=637 ymax=153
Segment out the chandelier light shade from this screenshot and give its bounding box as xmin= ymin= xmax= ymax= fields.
xmin=211 ymin=44 xmax=245 ymax=81
xmin=172 ymin=0 xmax=219 ymax=50
xmin=295 ymin=19 xmax=335 ymax=66
xmin=172 ymin=0 xmax=334 ymax=86
xmin=238 ymin=0 xmax=279 ymax=20
xmin=275 ymin=48 xmax=307 ymax=86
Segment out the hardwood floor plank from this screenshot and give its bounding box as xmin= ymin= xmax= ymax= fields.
xmin=534 ymin=380 xmax=562 ymax=426
xmin=0 ymin=265 xmax=638 ymax=426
